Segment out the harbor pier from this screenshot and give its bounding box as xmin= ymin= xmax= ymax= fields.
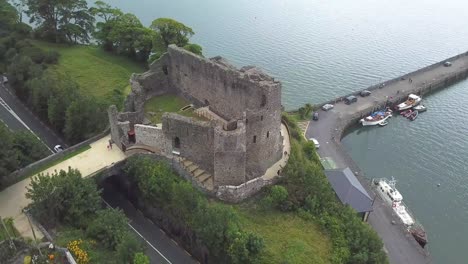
xmin=306 ymin=51 xmax=468 ymax=264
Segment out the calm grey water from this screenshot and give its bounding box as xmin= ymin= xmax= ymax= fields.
xmin=102 ymin=0 xmax=468 ymax=262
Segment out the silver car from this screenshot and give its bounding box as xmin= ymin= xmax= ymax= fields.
xmin=321 ymin=104 xmax=334 ymax=111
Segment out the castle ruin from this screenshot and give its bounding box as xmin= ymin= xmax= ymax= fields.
xmin=108 ymin=45 xmax=285 ymax=191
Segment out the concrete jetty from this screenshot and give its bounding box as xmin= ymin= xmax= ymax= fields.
xmin=306 ymin=51 xmax=468 ymax=264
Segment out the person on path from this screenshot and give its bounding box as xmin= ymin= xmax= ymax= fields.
xmin=108 ymin=139 xmax=113 ymax=150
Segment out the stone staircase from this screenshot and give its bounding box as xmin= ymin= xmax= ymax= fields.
xmin=179 ymin=158 xmax=214 ymax=191
xmin=194 ymin=107 xmax=227 ymax=125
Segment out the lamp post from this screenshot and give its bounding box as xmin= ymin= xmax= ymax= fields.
xmin=23 ymin=208 xmax=43 ymax=257
xmin=0 ymin=216 xmax=16 ymax=251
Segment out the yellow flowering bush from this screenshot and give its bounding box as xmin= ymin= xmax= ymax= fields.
xmin=67 ymin=239 xmax=89 ymax=264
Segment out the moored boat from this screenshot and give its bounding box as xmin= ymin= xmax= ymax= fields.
xmin=408 ymin=110 xmax=418 ymax=121
xmin=413 ymin=104 xmax=427 ymax=112
xmin=378 ymin=120 xmax=388 ymax=127
xmin=359 ymin=110 xmax=393 ymax=126
xmin=373 ymin=177 xmax=428 ymax=248
xmin=401 ymin=109 xmax=413 ymax=117
xmin=396 ymin=94 xmax=421 ymax=111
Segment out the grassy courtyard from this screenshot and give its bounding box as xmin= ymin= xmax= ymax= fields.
xmin=33 ymin=41 xmax=145 ymax=99
xmin=237 ymin=205 xmax=332 ymax=264
xmin=144 ymin=94 xmax=203 ymax=124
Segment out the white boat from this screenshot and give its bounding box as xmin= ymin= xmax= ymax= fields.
xmin=396 ymin=94 xmax=421 ymax=111
xmin=359 ymin=110 xmax=392 ymax=126
xmin=373 ymin=177 xmax=415 ymax=226
xmin=378 ymin=120 xmax=388 ymax=127
xmin=413 ymin=104 xmax=427 ymax=112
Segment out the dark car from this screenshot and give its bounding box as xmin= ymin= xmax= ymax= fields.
xmin=344 ymin=95 xmax=357 ymax=105
xmin=313 ymin=112 xmax=319 ymax=121
xmin=360 ymin=90 xmax=371 ymax=97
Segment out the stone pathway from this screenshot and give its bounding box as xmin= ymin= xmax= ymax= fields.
xmin=0 ymin=135 xmax=126 ymax=239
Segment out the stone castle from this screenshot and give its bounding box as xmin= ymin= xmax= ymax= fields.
xmin=108 ymin=45 xmax=285 ymax=190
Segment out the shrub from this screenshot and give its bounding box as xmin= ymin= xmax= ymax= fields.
xmin=86 ymin=209 xmax=128 ymax=250
xmin=22 ymin=46 xmax=46 ymax=64
xmin=44 ymin=50 xmax=60 ymax=64
xmin=116 ymin=233 xmax=145 ymax=264
xmin=26 ymin=168 xmax=102 ymax=227
xmin=133 ymin=253 xmax=150 ymax=264
xmin=67 ymin=240 xmax=89 ymax=264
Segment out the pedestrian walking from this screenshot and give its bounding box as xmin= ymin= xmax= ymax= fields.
xmin=108 ymin=139 xmax=113 ymax=149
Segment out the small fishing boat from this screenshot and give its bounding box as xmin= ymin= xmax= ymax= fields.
xmin=401 ymin=109 xmax=413 ymax=118
xmin=359 ymin=110 xmax=393 ymax=126
xmin=413 ymin=105 xmax=427 ymax=112
xmin=396 ymin=94 xmax=422 ymax=111
xmin=378 ymin=120 xmax=388 ymax=127
xmin=408 ymin=110 xmax=418 ymax=121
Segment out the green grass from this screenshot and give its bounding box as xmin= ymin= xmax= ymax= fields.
xmin=33 ymin=41 xmax=145 ymax=99
xmin=0 ymin=217 xmax=19 ymax=241
xmin=237 ymin=205 xmax=332 ymax=264
xmin=144 ymin=94 xmax=204 ymax=124
xmin=25 ymin=144 xmax=91 ymax=178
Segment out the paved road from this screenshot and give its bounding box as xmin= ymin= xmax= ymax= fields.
xmin=303 ymin=51 xmax=468 ymax=264
xmin=101 ymin=181 xmax=198 ymax=264
xmin=0 ymin=76 xmax=66 ymax=151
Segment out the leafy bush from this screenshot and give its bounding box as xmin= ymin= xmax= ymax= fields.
xmin=86 ymin=209 xmax=128 ymax=250
xmin=133 ymin=253 xmax=150 ymax=264
xmin=124 ymin=156 xmax=265 ymax=263
xmin=44 ymin=50 xmax=60 ymax=64
xmin=116 ymin=232 xmax=145 ymax=264
xmin=26 ymin=168 xmax=102 ymax=227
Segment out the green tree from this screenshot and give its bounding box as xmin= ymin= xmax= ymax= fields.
xmin=90 ymin=0 xmax=123 ymax=51
xmin=26 ymin=168 xmax=101 ymax=226
xmin=86 ymin=208 xmax=129 ymax=250
xmin=25 ymin=0 xmax=94 ymax=43
xmin=0 ymin=123 xmax=20 ymax=181
xmin=107 ymin=13 xmax=154 ymax=59
xmin=116 ymin=233 xmax=145 ymax=264
xmin=150 ymin=18 xmax=201 ymax=62
xmin=183 ymin=43 xmax=203 ymax=56
xmin=150 ymin=18 xmax=194 ymax=47
xmin=0 ymin=0 xmax=19 ymax=31
xmin=133 ymin=253 xmax=150 ymax=264
xmin=64 ymin=96 xmax=106 ymax=143
xmin=13 ymin=131 xmax=49 ymax=166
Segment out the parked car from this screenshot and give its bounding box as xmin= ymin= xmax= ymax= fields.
xmin=344 ymin=95 xmax=357 ymax=105
xmin=360 ymin=90 xmax=371 ymax=97
xmin=443 ymin=61 xmax=452 ymax=67
xmin=308 ymin=138 xmax=320 ymax=149
xmin=2 ymin=76 xmax=7 ymax=84
xmin=322 ymin=104 xmax=334 ymax=111
xmin=54 ymin=145 xmax=64 ymax=153
xmin=313 ymin=112 xmax=319 ymax=121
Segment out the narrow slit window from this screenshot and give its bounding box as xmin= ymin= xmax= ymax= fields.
xmin=253 ymin=136 xmax=257 ymax=143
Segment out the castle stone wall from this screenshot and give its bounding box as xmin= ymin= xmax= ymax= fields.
xmin=134 ymin=124 xmax=166 ymax=151
xmin=162 ymin=113 xmax=215 ymax=173
xmin=213 ymin=122 xmax=247 ymax=186
xmin=167 ymin=46 xmax=281 ymax=120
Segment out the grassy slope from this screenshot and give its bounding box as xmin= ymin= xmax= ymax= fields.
xmin=237 ymin=205 xmax=331 ymax=264
xmin=34 ymin=41 xmax=145 ymax=98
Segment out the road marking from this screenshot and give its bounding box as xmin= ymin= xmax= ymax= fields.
xmin=0 ymin=95 xmax=53 ymax=153
xmin=102 ymin=200 xmax=172 ymax=264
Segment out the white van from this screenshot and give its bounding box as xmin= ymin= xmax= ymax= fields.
xmin=308 ymin=138 xmax=320 ymax=149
